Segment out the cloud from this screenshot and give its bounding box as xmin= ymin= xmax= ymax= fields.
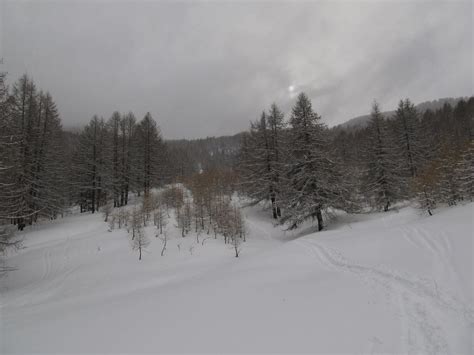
xmin=2 ymin=0 xmax=472 ymax=138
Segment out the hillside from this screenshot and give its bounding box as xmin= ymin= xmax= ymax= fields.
xmin=336 ymin=97 xmax=468 ymax=130
xmin=2 ymin=202 xmax=472 ymax=353
xmin=166 ymin=133 xmax=243 ymax=175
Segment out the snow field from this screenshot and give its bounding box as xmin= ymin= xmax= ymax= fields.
xmin=1 ymin=203 xmax=472 ymax=353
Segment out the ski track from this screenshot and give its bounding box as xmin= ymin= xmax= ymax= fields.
xmin=402 ymin=224 xmax=452 ymax=260
xmin=296 ymin=238 xmax=473 ymax=354
xmin=2 ymin=230 xmax=93 ymax=312
xmin=402 ymin=224 xmax=468 ymax=305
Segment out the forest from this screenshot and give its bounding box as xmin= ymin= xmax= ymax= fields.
xmin=239 ymin=93 xmax=473 ymax=229
xmin=0 ymin=72 xmax=472 ymax=260
xmin=2 ymin=1 xmax=472 ymax=352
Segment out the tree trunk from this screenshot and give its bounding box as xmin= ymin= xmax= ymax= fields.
xmin=316 ymin=208 xmax=323 ymax=231
xmin=161 ymin=239 xmax=166 ymax=256
xmin=271 ymin=195 xmax=278 ymax=219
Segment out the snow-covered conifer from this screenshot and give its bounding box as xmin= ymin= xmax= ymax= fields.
xmin=280 ymin=93 xmax=341 ymax=230
xmin=362 ymin=101 xmax=401 ymax=211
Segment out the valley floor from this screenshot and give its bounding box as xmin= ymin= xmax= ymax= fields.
xmin=1 ymin=203 xmax=473 ymax=354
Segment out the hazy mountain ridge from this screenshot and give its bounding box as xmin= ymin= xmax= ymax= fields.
xmin=336 ymin=97 xmax=469 ymax=130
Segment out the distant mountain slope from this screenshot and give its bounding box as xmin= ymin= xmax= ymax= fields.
xmin=166 ymin=133 xmax=244 ymax=174
xmin=337 ymin=97 xmax=468 ymax=130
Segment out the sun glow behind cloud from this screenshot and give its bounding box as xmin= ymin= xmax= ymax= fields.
xmin=288 ymin=85 xmax=298 ymax=99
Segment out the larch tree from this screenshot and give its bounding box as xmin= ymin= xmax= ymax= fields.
xmin=362 ymin=102 xmax=400 ymax=211
xmin=73 ymin=116 xmax=108 ymax=213
xmin=281 ymin=92 xmax=340 ymax=231
xmin=0 ymin=72 xmax=20 ymax=224
xmin=131 ymin=224 xmax=149 ymax=261
xmin=265 ymin=103 xmax=286 ymax=218
xmin=136 ymin=113 xmax=166 ymax=197
xmin=7 ymin=74 xmax=39 ymax=228
xmin=238 ymin=104 xmax=285 ymax=219
xmin=394 ymin=99 xmax=427 ymax=182
xmin=0 ymin=75 xmax=65 ymax=228
xmin=0 ymin=72 xmax=23 ymax=266
xmin=106 ymin=111 xmax=122 ymax=207
xmin=120 ymin=112 xmax=137 ymax=206
xmin=238 ymin=113 xmax=271 ymax=205
xmin=32 ymin=91 xmax=67 ymax=220
xmin=455 ymin=140 xmax=473 ymax=201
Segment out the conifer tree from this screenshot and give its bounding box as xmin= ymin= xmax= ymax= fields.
xmin=281 ymin=93 xmax=340 ymax=230
xmin=106 ymin=111 xmax=122 ymax=207
xmin=0 ymin=72 xmax=20 ymax=223
xmin=238 ymin=104 xmax=286 ymax=218
xmin=0 ymin=75 xmax=65 ymax=227
xmin=73 ymin=116 xmax=108 ymax=213
xmin=120 ymin=112 xmax=137 ymax=205
xmin=31 ymin=92 xmax=67 ymax=220
xmin=394 ymin=99 xmax=427 ymax=180
xmin=238 ymin=112 xmax=270 ymax=205
xmin=266 ymin=103 xmax=286 ymax=218
xmin=362 ymin=102 xmax=400 ymax=211
xmin=455 ymin=141 xmax=474 ymax=201
xmin=136 ymin=113 xmax=166 ymax=197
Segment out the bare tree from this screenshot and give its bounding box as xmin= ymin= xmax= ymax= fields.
xmin=153 ymin=199 xmax=168 ymax=234
xmin=115 ymin=208 xmax=129 ymax=229
xmin=102 ymin=202 xmax=113 ymax=222
xmin=158 ymin=230 xmax=168 ymax=256
xmin=229 ymin=205 xmax=245 ymax=257
xmin=131 ymin=227 xmax=149 ymax=261
xmin=176 ymin=199 xmax=192 ymax=238
xmin=141 ymin=194 xmax=153 ymax=226
xmin=231 ymin=233 xmax=242 ymax=258
xmin=107 ymin=212 xmax=116 ymax=231
xmin=128 ymin=206 xmax=142 ymax=240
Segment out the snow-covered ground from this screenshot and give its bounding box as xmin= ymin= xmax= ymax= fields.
xmin=1 ymin=203 xmax=473 ymax=353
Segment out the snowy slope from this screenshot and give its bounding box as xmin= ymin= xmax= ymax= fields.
xmin=1 ymin=203 xmax=473 ymax=354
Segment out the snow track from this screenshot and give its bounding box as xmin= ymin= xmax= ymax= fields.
xmin=295 ymin=237 xmax=473 ymax=354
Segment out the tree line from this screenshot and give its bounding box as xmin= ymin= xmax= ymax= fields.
xmin=0 ymin=72 xmax=242 ymax=265
xmin=0 ymin=73 xmax=170 ymax=236
xmin=1 ymin=71 xmax=471 ymax=258
xmin=72 ymin=110 xmax=168 ymax=214
xmin=238 ymin=93 xmax=473 ymax=229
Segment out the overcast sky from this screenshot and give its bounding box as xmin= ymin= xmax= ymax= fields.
xmin=1 ymin=1 xmax=472 ymax=139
